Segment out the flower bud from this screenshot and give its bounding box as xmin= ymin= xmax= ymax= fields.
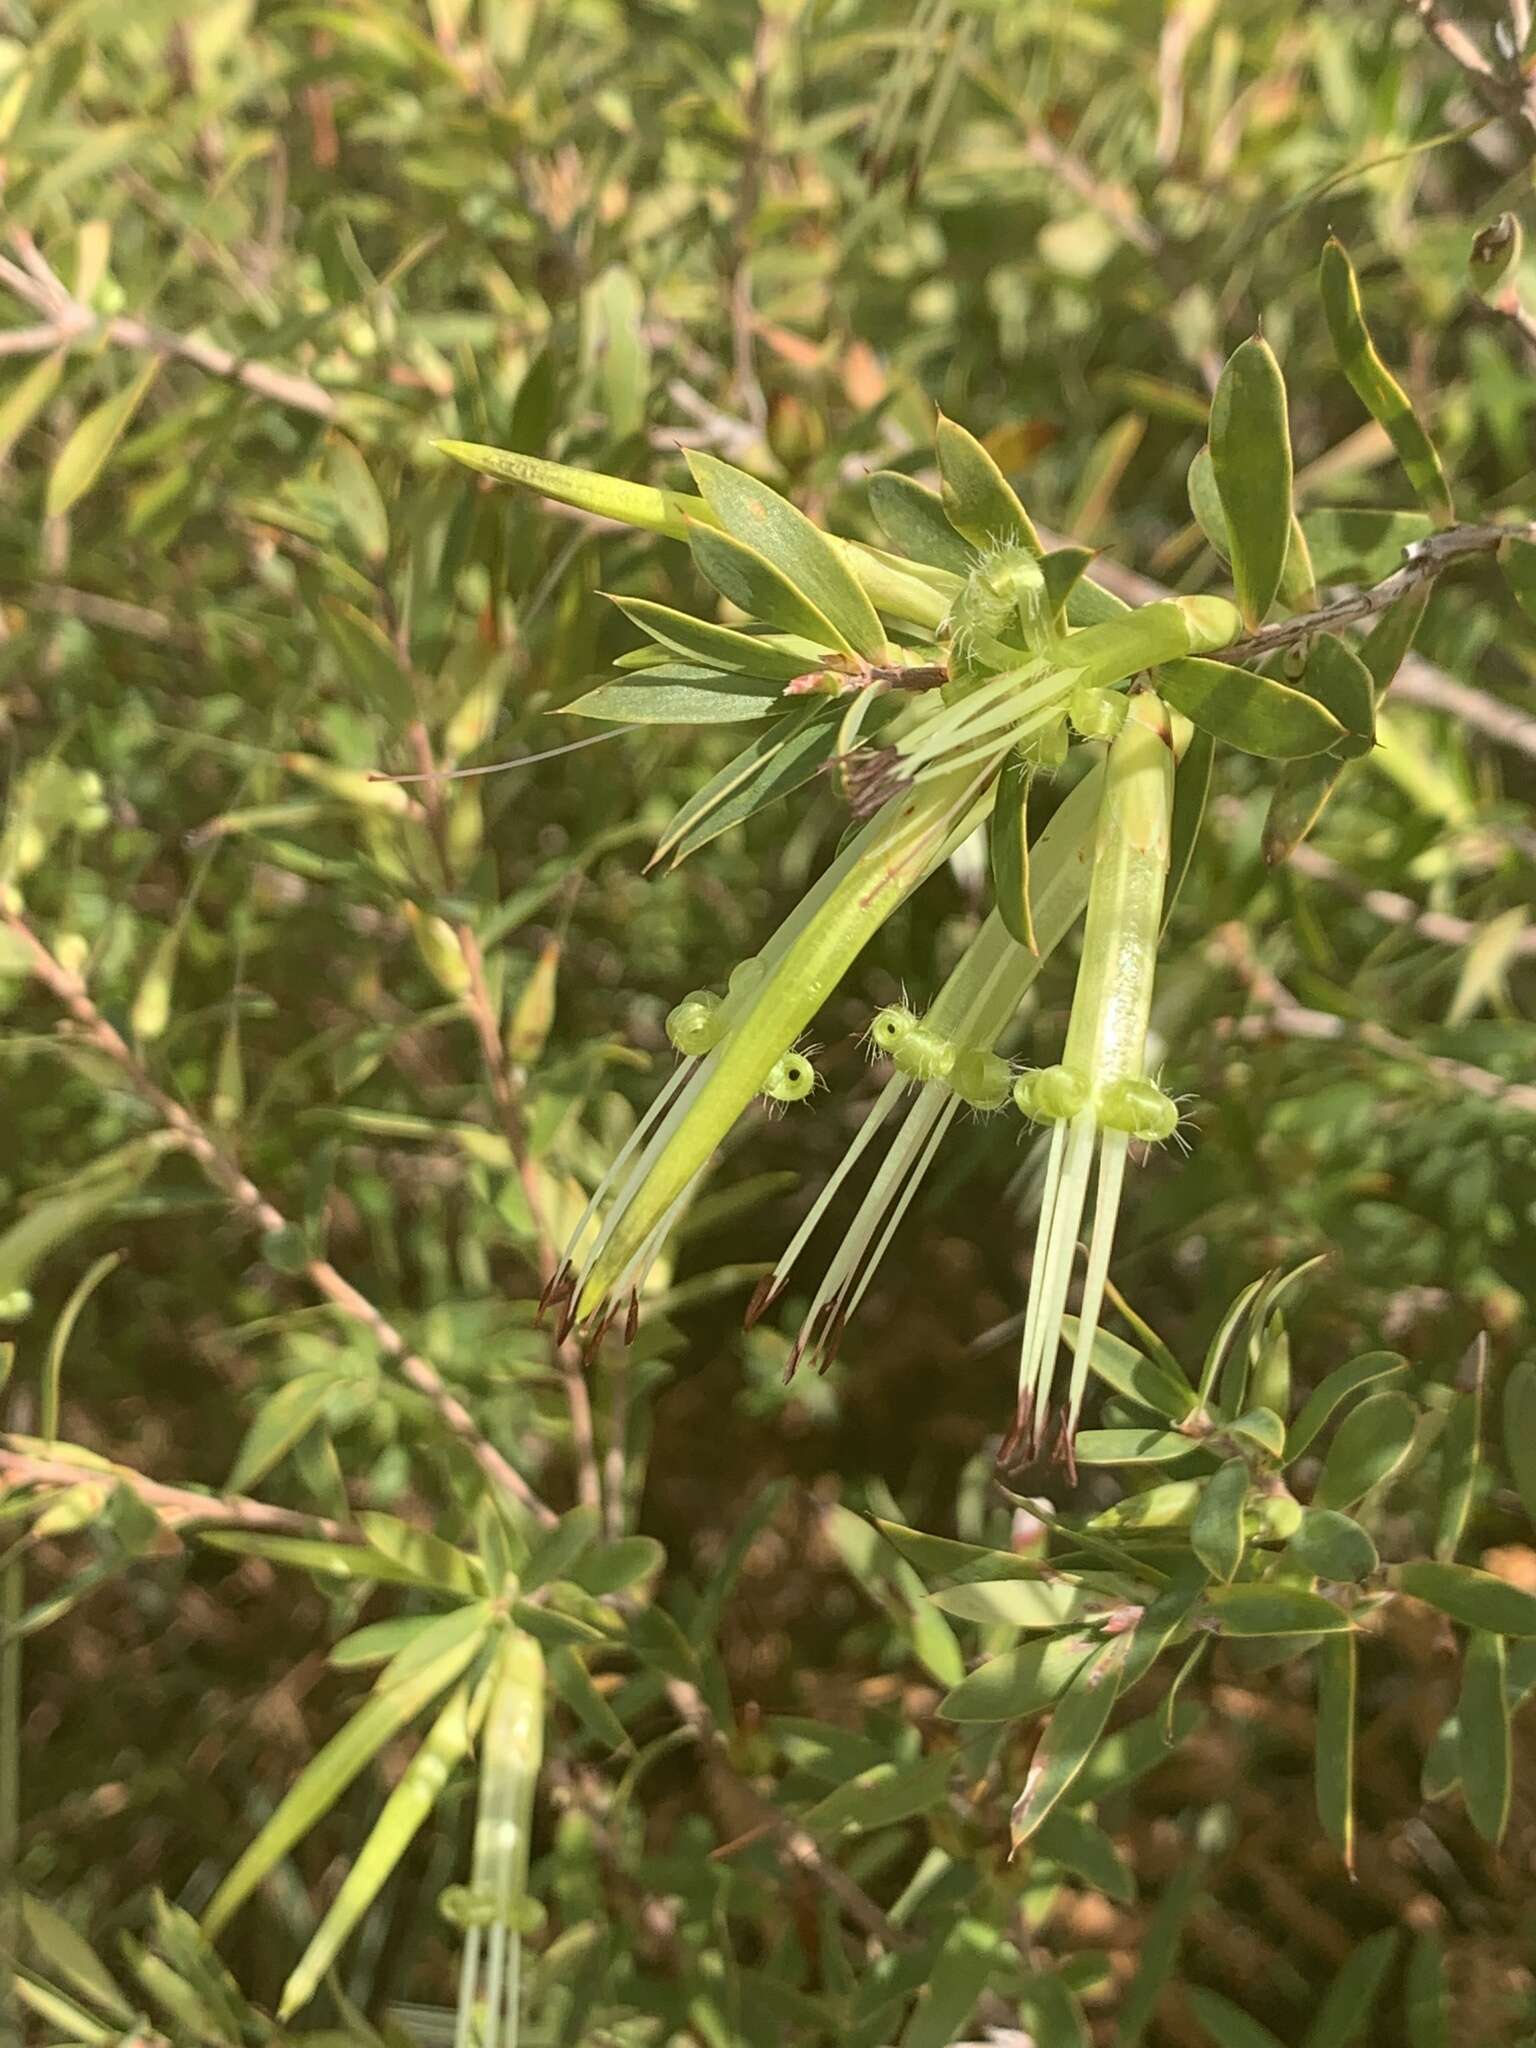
xmin=1469 ymin=212 xmax=1523 ymax=298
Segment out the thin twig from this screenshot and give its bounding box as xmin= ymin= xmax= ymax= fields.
xmin=0 ymin=1437 xmax=354 ymax=1541
xmin=1283 ymin=839 xmax=1536 ymax=957
xmin=0 ymin=232 xmax=335 ymax=421
xmin=0 ymin=906 xmax=556 ymax=1526
xmin=1407 ymin=0 xmax=1536 ymax=137
xmin=1210 ymin=921 xmax=1536 ymax=1115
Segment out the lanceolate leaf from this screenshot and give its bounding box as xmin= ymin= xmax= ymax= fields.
xmin=1301 ymin=507 xmax=1433 ymax=586
xmin=1313 ymin=1390 xmax=1416 ymax=1508
xmin=609 ymin=595 xmax=815 ymax=681
xmin=1162 ymin=723 xmax=1214 ymax=937
xmin=1435 ymin=1341 xmax=1485 ymax=1561
xmin=202 ymin=1621 xmax=486 ymax=1937
xmin=1396 ymin=1561 xmax=1536 ymax=1638
xmin=1315 ymin=1631 xmax=1356 ymax=1869
xmin=435 ymin=441 xmax=712 ymax=537
xmin=688 ymin=520 xmax=853 ymax=651
xmin=1073 ymin=1428 xmax=1203 ymax=1466
xmin=1187 ymin=1990 xmax=1286 ymax=2048
xmin=1458 ymin=1629 xmax=1511 ymax=1844
xmin=935 ymin=413 xmax=1042 ymax=554
xmin=1191 ymin=1458 xmax=1248 ymax=1583
xmin=570 ymin=663 xmax=788 ymax=725
xmin=1296 ymin=635 xmax=1374 ymax=758
xmin=1062 ymin=1317 xmax=1199 ymax=1423
xmin=1009 ymin=1629 xmax=1130 ymax=1849
xmin=867 ymin=470 xmax=976 ymax=575
xmin=1186 ymin=444 xmax=1230 ymax=562
xmin=1502 ymin=1358 xmax=1536 ymax=1526
xmin=1157 ymin=656 xmax=1344 ymax=759
xmin=1301 ymin=1930 xmax=1400 ymax=2048
xmin=1318 ymin=240 xmax=1453 ymax=525
xmin=686 ymin=451 xmax=887 ymax=658
xmin=801 ymin=1749 xmax=951 ymax=1834
xmin=930 ymin=1579 xmax=1096 ymax=1628
xmin=650 ymin=704 xmax=841 ymax=866
xmin=938 ymin=1635 xmax=1097 ymax=1721
xmin=1205 ymin=1584 xmax=1351 ymax=1636
xmin=46 ymin=358 xmax=160 ymax=520
xmin=1283 ymin=1350 xmax=1408 ymax=1463
xmin=1209 ymin=335 xmax=1293 ymax=628
xmin=1263 ymin=754 xmax=1346 ymax=864
xmin=989 ymin=752 xmax=1036 ymax=951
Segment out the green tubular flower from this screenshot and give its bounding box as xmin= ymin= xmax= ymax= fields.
xmin=749 ymin=763 xmax=1106 ymax=1374
xmin=553 ymin=758 xmax=996 ymax=1337
xmin=1012 ymin=691 xmax=1183 ymax=1467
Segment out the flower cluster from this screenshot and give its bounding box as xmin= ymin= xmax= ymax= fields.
xmin=445 ymin=427 xmax=1238 ymax=1468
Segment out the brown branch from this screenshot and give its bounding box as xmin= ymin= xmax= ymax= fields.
xmin=1284 ymin=839 xmax=1536 ymax=958
xmin=0 ymin=233 xmax=335 ymax=421
xmin=1037 ymin=521 xmax=1536 ymax=767
xmin=1209 ymin=922 xmax=1536 ymax=1116
xmin=664 ymin=1675 xmax=913 ymax=1952
xmin=0 ymin=905 xmax=556 ymax=1526
xmin=1221 ymin=520 xmax=1536 ymax=664
xmin=1407 ymin=0 xmax=1536 ymax=137
xmin=0 ymin=1437 xmax=353 ymax=1542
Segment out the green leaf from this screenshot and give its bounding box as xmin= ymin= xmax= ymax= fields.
xmin=1227 ymin=1406 xmax=1287 ymax=1462
xmin=1301 ymin=507 xmax=1433 ymax=586
xmin=315 ymin=599 xmax=415 ymax=725
xmin=871 ymin=1519 xmax=1052 ymax=1583
xmin=1502 ymin=1359 xmax=1536 ymax=1526
xmin=1502 ymin=536 xmax=1536 ymax=624
xmin=329 ymin=1615 xmax=445 ymax=1669
xmin=1034 ymin=1807 xmax=1136 ymax=1903
xmin=1296 ymin=635 xmax=1374 ymax=758
xmin=609 ymin=594 xmax=813 ymax=681
xmin=1062 ymin=1318 xmax=1198 ymax=1423
xmin=46 ymin=358 xmax=159 ymax=519
xmin=356 ymin=1512 xmax=483 ymax=1596
xmin=1157 ymin=656 xmax=1344 ymax=759
xmin=1436 ymin=1343 xmax=1485 ymax=1561
xmin=278 ymin=1675 xmax=481 ymax=2018
xmin=519 ymin=1504 xmax=600 ymax=1593
xmin=1073 ymin=1428 xmax=1203 ymax=1466
xmin=651 ymin=704 xmax=841 ymax=866
xmin=689 ymin=519 xmax=853 ymax=649
xmin=938 ymin=1635 xmax=1097 ymax=1721
xmin=1042 ymin=546 xmax=1100 ymax=627
xmin=21 ymin=1896 xmax=134 ymax=2022
xmin=1188 ymin=1990 xmax=1287 ymax=2048
xmin=1459 ymin=1628 xmax=1511 ymax=1845
xmin=0 ymin=350 xmax=64 ymax=467
xmin=325 ymin=435 xmax=390 ymax=565
xmin=548 ymin=1645 xmax=628 ymax=1751
xmin=1358 ymin=585 xmax=1427 ymax=696
xmin=1405 ymin=1932 xmax=1450 ymax=2048
xmin=435 ymin=440 xmax=712 ymax=537
xmin=686 ymin=451 xmax=886 ymax=658
xmin=898 ymin=1918 xmax=1001 ymax=2048
xmin=0 ymin=1164 xmax=153 ymax=1306
xmin=1186 ymin=445 xmax=1230 ymax=562
xmin=1285 ymin=1509 xmax=1378 ymax=1582
xmin=227 ymin=1373 xmax=345 ymax=1493
xmin=1300 ymin=1929 xmax=1399 ymax=2048
xmin=1319 ymin=239 xmax=1453 ymax=524
xmin=201 ymin=1621 xmax=486 ymax=1936
xmin=1205 ymin=1584 xmax=1351 ymax=1636
xmin=1019 ymin=1970 xmax=1092 ymax=2048
xmin=571 ymin=1535 xmax=665 ymax=1596
xmin=1113 ymin=1857 xmax=1201 ymax=2045
xmin=934 ymin=413 xmax=1042 ymax=554
xmin=1262 ymin=754 xmax=1347 ymax=864
xmin=1209 ymin=335 xmax=1293 ymax=628
xmin=1191 ymin=1459 xmax=1248 ymax=1583
xmin=801 ymin=1749 xmax=952 ymax=1835
xmin=1313 ymin=1390 xmax=1417 ymax=1508
xmin=1284 ymin=1351 xmax=1408 ymax=1463
xmin=989 ymin=753 xmax=1036 ymax=952
xmin=929 ymin=1579 xmax=1096 ymax=1628
xmin=867 ymin=471 xmax=976 ymax=576
xmin=1397 ymin=1561 xmax=1536 ymax=1638
xmin=41 ymin=1249 xmax=120 ymax=1443
xmin=570 ymin=662 xmax=788 ymax=725
xmin=1162 ymin=723 xmax=1214 ymax=937
xmin=1315 ymin=1631 xmax=1356 ymax=1869
xmin=1009 ymin=1629 xmax=1130 ymax=1849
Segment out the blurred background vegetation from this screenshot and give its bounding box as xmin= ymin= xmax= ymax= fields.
xmin=3 ymin=0 xmax=1536 ymax=2041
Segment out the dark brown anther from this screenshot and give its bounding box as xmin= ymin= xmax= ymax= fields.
xmin=539 ymin=1262 xmax=573 ymax=1316
xmin=782 ymin=1337 xmax=805 ymax=1384
xmin=555 ymin=1291 xmax=581 ymax=1346
xmin=744 ymin=1273 xmax=781 ymax=1330
xmin=624 ymin=1290 xmax=640 ymax=1344
xmin=1048 ymin=1413 xmax=1079 ymax=1487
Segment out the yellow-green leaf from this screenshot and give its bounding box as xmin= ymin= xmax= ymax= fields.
xmin=935 ymin=413 xmax=1042 ymax=554
xmin=1397 ymin=1561 xmax=1536 ymax=1638
xmin=1458 ymin=1629 xmax=1510 ymax=1845
xmin=1191 ymin=1457 xmax=1248 ymax=1583
xmin=1210 ymin=335 xmax=1293 ymax=627
xmin=988 ymin=753 xmax=1036 ymax=952
xmin=45 ymin=358 xmax=159 ymax=520
xmin=1315 ymin=1631 xmax=1356 ymax=1869
xmin=1008 ymin=1630 xmax=1129 ymax=1849
xmin=1319 ymin=239 xmax=1453 ymax=525
xmin=1314 ymin=1390 xmax=1416 ymax=1508
xmin=1157 ymin=656 xmax=1344 ymax=759
xmin=434 ymin=440 xmax=714 ymax=538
